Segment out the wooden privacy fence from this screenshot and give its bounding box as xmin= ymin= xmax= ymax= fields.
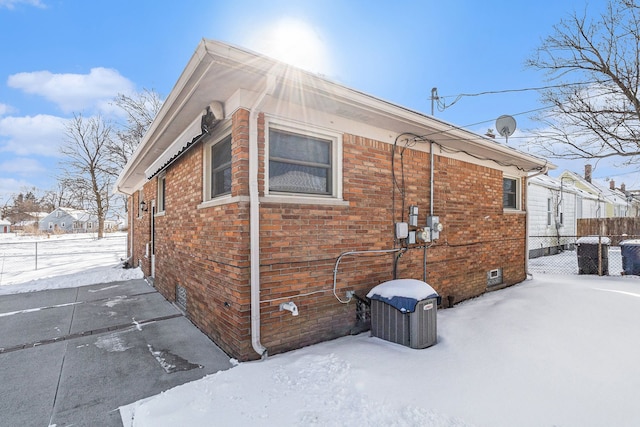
xmin=577 ymin=218 xmax=640 ymax=245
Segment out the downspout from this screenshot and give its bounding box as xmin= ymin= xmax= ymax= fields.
xmin=524 ymin=165 xmax=549 ymax=277
xmin=250 ymin=75 xmax=276 ymax=359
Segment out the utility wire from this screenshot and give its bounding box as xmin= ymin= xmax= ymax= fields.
xmin=440 ymin=81 xmax=600 ymax=99
xmin=434 ymin=80 xmax=604 ymax=112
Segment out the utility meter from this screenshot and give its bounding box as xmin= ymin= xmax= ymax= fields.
xmin=417 ymin=228 xmax=430 ymax=242
xmin=409 ymin=205 xmax=419 ymax=227
xmin=427 ymin=216 xmax=443 ymax=240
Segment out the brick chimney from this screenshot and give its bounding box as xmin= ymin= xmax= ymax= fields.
xmin=610 ymin=180 xmax=615 ymax=190
xmin=585 ymin=164 xmax=592 ymax=183
xmin=621 ymin=183 xmax=626 ymax=193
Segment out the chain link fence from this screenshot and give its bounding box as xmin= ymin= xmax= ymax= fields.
xmin=528 ymin=234 xmax=640 ymax=276
xmin=0 ymin=233 xmax=127 ymax=286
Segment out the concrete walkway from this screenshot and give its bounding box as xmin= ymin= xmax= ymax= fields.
xmin=0 ymin=279 xmax=233 ymax=426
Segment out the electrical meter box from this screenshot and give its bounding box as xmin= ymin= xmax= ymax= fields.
xmin=427 ymin=216 xmax=442 ymax=240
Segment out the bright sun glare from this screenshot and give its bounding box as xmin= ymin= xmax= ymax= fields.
xmin=247 ymin=18 xmax=332 ymax=75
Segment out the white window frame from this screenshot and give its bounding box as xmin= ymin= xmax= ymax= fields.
xmin=265 ymin=118 xmax=343 ymax=204
xmin=502 ymin=176 xmax=520 ymax=210
xmin=202 ymin=123 xmax=233 ymax=204
xmin=157 ymin=172 xmax=166 ymax=214
xmin=547 ymin=198 xmax=552 ymax=226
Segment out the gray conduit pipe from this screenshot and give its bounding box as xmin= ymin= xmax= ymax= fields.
xmin=333 ymin=248 xmax=404 ymax=304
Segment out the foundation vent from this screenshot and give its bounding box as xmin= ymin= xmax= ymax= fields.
xmin=176 ymin=284 xmax=187 ymax=312
xmin=487 ymin=268 xmax=503 ymax=287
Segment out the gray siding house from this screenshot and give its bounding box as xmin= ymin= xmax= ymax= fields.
xmin=39 ymin=207 xmax=116 ymax=233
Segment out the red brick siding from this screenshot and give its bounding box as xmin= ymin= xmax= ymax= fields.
xmin=128 ymin=109 xmax=528 ymax=361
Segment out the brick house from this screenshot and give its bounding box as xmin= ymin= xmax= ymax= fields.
xmin=116 ymin=39 xmax=549 ymax=361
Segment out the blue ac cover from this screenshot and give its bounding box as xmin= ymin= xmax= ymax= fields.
xmin=367 ymin=279 xmax=439 ymax=313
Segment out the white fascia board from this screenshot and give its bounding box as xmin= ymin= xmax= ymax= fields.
xmin=116 ymin=40 xmax=214 ymax=194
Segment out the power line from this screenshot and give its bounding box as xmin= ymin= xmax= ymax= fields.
xmin=433 ymin=80 xmax=604 ymax=112
xmin=440 ymin=81 xmax=599 ymax=99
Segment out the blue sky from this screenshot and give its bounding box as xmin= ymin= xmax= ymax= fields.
xmin=0 ymin=0 xmax=625 ymax=203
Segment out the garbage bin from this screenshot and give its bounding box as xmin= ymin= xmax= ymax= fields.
xmin=620 ymin=239 xmax=640 ymax=275
xmin=367 ymin=279 xmax=439 ymax=349
xmin=576 ymin=236 xmax=610 ymax=275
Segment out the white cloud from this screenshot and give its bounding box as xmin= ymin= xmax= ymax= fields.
xmin=0 ymin=114 xmax=67 ymax=156
xmin=0 ymin=103 xmax=15 ymax=116
xmin=0 ymin=157 xmax=45 ymax=175
xmin=0 ymin=0 xmax=44 ymax=9
xmin=0 ymin=177 xmax=36 ymax=198
xmin=7 ymin=67 xmax=135 ymax=113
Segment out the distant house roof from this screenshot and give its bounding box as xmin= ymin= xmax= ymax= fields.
xmin=559 ymin=170 xmax=629 ymax=208
xmin=25 ymin=211 xmax=49 ymax=220
xmin=0 ymin=218 xmax=10 ymax=226
xmin=529 ymin=174 xmax=599 ymax=200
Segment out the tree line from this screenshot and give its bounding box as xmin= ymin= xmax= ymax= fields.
xmin=1 ymin=89 xmax=162 ymax=237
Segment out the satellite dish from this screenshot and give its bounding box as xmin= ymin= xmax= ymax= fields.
xmin=495 ymin=115 xmax=516 ymax=143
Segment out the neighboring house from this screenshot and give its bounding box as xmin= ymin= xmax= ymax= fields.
xmin=0 ymin=218 xmax=10 ymax=233
xmin=559 ymin=165 xmax=639 ymax=218
xmin=11 ymin=211 xmax=48 ymax=231
xmin=527 ymin=174 xmax=603 ymax=258
xmin=39 ymin=207 xmax=116 ymax=233
xmin=116 ymin=39 xmax=550 ymax=361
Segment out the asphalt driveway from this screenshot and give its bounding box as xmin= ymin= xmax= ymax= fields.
xmin=0 ymin=279 xmax=233 ymax=426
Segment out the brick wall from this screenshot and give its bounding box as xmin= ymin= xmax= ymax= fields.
xmin=129 ymin=109 xmax=528 ymax=361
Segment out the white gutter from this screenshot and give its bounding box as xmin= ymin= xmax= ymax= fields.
xmin=250 ymin=75 xmax=277 ymax=359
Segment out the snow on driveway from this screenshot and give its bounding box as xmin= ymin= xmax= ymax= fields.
xmin=122 ymin=273 xmax=640 ymax=427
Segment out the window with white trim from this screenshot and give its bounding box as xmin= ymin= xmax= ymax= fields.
xmin=502 ymin=177 xmax=520 ymax=210
xmin=267 ymin=121 xmax=341 ymax=198
xmin=547 ymin=198 xmax=552 ymax=226
xmin=204 ymin=133 xmax=232 ymax=200
xmin=157 ymin=172 xmax=166 ymax=213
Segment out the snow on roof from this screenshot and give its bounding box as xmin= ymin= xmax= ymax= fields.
xmin=576 ymin=236 xmax=612 ymax=245
xmin=620 ymin=239 xmax=640 ymax=245
xmin=528 ymin=174 xmax=599 ymax=200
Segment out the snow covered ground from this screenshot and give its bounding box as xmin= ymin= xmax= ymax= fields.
xmin=0 ymin=232 xmax=141 ymax=293
xmin=121 ymin=273 xmax=640 ymax=427
xmin=1 ymin=234 xmax=639 ymax=426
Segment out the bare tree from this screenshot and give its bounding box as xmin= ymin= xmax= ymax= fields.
xmin=108 ymin=88 xmax=163 ymax=173
xmin=59 ymin=114 xmax=113 ymax=238
xmin=526 ymin=0 xmax=640 ymax=164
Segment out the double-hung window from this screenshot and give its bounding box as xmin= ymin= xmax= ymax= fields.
xmin=267 ymin=123 xmax=340 ymax=198
xmin=503 ymin=177 xmax=519 ymax=210
xmin=210 ymin=134 xmax=232 ymax=198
